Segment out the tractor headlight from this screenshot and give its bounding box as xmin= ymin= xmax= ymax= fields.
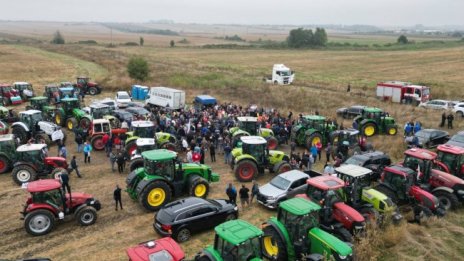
xmin=457 ymin=190 xmax=464 ymax=195
xmin=338 ymin=255 xmax=347 ymax=260
xmin=90 ymin=200 xmax=95 ymax=205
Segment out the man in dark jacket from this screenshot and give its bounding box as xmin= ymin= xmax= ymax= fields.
xmin=209 ymin=143 xmax=216 ymax=162
xmin=226 ymin=183 xmax=237 ymax=204
xmin=59 ymin=171 xmax=71 ymax=194
xmin=114 ymin=185 xmax=123 ymax=211
xmin=117 ymin=153 xmax=126 ymax=173
xmin=69 ymin=155 xmax=82 ymax=178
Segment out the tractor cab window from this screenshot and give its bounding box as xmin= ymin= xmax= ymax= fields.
xmin=284 ymin=212 xmax=318 ymax=242
xmin=102 ymin=123 xmax=110 ymax=133
xmin=218 ymin=237 xmax=238 ymax=261
xmin=33 ymin=189 xmax=63 ymax=210
xmin=134 ymin=126 xmax=154 ymax=138
xmin=415 ymin=89 xmax=421 ymax=97
xmin=78 ymin=78 xmax=87 ymax=84
xmin=30 ymin=113 xmax=42 ymax=125
xmin=237 ymin=237 xmax=262 ymax=261
xmin=390 ymin=173 xmax=407 ymax=192
xmin=438 ymin=152 xmax=457 ymax=172
xmin=94 ymin=123 xmax=103 ymax=133
xmin=145 ymin=160 xmax=175 ymax=180
xmin=244 ymin=143 xmax=265 ymax=164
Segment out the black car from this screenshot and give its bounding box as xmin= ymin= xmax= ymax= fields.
xmin=406 ymin=129 xmax=449 ymax=149
xmin=126 ymin=106 xmax=150 ymax=119
xmin=446 ymin=131 xmax=464 ymax=148
xmin=343 ymin=151 xmax=391 ymax=180
xmin=336 ymin=105 xmax=366 ymax=119
xmin=154 ymin=197 xmax=238 ymax=242
xmin=112 ymin=109 xmax=134 ymax=123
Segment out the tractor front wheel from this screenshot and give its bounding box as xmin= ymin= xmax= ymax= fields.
xmin=12 ymin=165 xmax=37 ymax=185
xmin=334 ymin=227 xmax=353 ymax=243
xmin=234 ymin=160 xmax=258 ymax=182
xmin=0 ymin=155 xmax=11 ymax=173
xmin=25 ymin=209 xmax=55 ymax=236
xmin=273 ymin=161 xmax=292 ymax=174
xmin=91 ymin=135 xmax=105 ymax=151
xmin=54 ymin=111 xmax=65 ymax=127
xmin=88 ymin=87 xmax=98 ymax=95
xmin=433 ymin=191 xmax=460 ymax=211
xmin=387 ymin=126 xmax=398 ymax=136
xmin=76 ymin=206 xmax=97 ymax=226
xmin=125 ymin=140 xmax=137 ymax=157
xmin=306 ymin=132 xmax=323 ymax=149
xmin=189 ymin=176 xmax=210 ymax=198
xmin=139 ymin=181 xmax=172 ymax=211
xmin=129 ymin=158 xmax=144 ymax=172
xmin=66 ymin=117 xmax=78 ymax=131
xmin=12 ymin=126 xmax=28 ymax=144
xmin=263 ymin=225 xmax=287 ymax=260
xmin=362 ymin=123 xmax=377 ymax=137
xmin=267 ymin=136 xmax=278 ymax=150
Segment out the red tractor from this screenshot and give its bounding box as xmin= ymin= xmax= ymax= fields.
xmin=0 ymin=83 xmax=22 ymax=105
xmin=21 ymin=179 xmax=101 ymax=236
xmin=12 ymin=144 xmax=68 ymax=185
xmin=87 ymin=119 xmax=126 ymax=151
xmin=297 ymin=175 xmax=366 ymax=242
xmin=375 ymin=165 xmax=446 ymax=217
xmin=402 ymin=148 xmax=464 ymax=210
xmin=126 ymin=238 xmax=185 ymax=261
xmin=75 ymin=76 xmax=101 ymax=96
xmin=436 ymin=144 xmax=464 ymax=178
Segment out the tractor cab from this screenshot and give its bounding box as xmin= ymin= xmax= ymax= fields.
xmin=354 ymin=107 xmax=397 ymax=137
xmin=300 ymin=115 xmax=336 ymax=132
xmin=89 ymin=103 xmax=112 ymax=119
xmin=59 ymin=86 xmax=77 ymax=99
xmin=60 ymin=97 xmax=81 ymax=115
xmin=131 ymin=121 xmax=155 ymax=138
xmin=380 ymin=166 xmax=416 ymax=201
xmin=76 ymin=76 xmax=100 ymax=95
xmin=241 ymin=136 xmax=268 ymax=165
xmin=19 ymin=110 xmax=44 ymax=130
xmin=29 ymin=96 xmax=49 ymax=110
xmin=91 ymin=119 xmax=111 ymax=135
xmin=142 ymin=150 xmax=179 ymax=181
xmin=77 ymin=76 xmax=90 ymax=86
xmin=436 ymin=144 xmax=464 ymax=178
xmin=13 ymin=82 xmax=34 ymax=100
xmin=27 ymin=179 xmax=65 ymax=212
xmin=237 ymin=116 xmax=259 ymax=135
xmin=331 ymin=128 xmax=366 ymax=150
xmin=17 ymin=143 xmax=48 ymax=168
xmin=44 ymin=84 xmax=61 ymax=103
xmin=403 ymin=148 xmax=436 ymax=182
xmin=0 ymin=134 xmax=17 ymax=156
xmin=306 ymin=176 xmax=345 ymax=207
xmin=0 ymin=83 xmax=22 ymax=105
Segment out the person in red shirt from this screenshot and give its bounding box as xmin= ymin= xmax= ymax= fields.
xmin=102 ymin=133 xmax=110 ymax=156
xmin=315 ymin=141 xmax=323 ymax=161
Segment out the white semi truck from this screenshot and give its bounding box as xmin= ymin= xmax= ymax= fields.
xmin=263 ymin=64 xmax=295 ymax=85
xmin=145 ymin=87 xmax=185 ymax=110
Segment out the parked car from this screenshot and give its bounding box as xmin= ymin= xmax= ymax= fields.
xmin=453 ymin=102 xmax=464 ymax=117
xmin=343 ymin=151 xmax=391 ymax=181
xmin=116 ymin=91 xmax=132 ymax=108
xmin=126 ymin=106 xmax=150 ymax=119
xmin=406 ymin=129 xmax=449 ymax=148
xmin=154 ymin=197 xmax=238 ymax=242
xmin=336 ymin=105 xmax=366 ymax=119
xmin=257 ymin=170 xmax=309 ymax=209
xmin=112 ymin=109 xmax=134 ymax=123
xmin=98 ymin=98 xmax=118 ymax=110
xmin=419 ymin=99 xmax=454 ymax=110
xmin=446 ymin=131 xmax=464 ymax=148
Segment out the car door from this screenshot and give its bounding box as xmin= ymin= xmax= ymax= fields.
xmin=287 ymin=177 xmax=308 ymax=198
xmin=187 ymin=205 xmax=218 ymax=233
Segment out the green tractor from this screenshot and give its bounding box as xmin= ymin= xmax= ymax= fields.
xmin=352 ymin=107 xmax=397 ymax=137
xmin=229 ymin=116 xmax=279 ymax=150
xmin=26 ymin=96 xmax=55 ymax=121
xmin=54 ymin=97 xmax=92 ymax=130
xmin=124 ymin=121 xmax=177 ymax=156
xmin=86 ymin=103 xmax=119 ymax=128
xmin=194 ymin=219 xmax=267 ymax=261
xmin=231 ymin=136 xmax=291 ymax=182
xmin=126 ymin=149 xmax=219 ymax=211
xmin=262 ymin=197 xmax=353 ymax=261
xmin=291 ymin=115 xmax=338 ymax=149
xmin=0 ymin=134 xmax=18 ymax=173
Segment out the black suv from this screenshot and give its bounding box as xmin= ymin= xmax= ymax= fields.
xmin=336 ymin=105 xmax=366 ymax=119
xmin=154 ymin=197 xmax=238 ymax=242
xmin=343 ymin=151 xmax=391 ymax=180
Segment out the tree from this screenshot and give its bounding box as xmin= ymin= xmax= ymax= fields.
xmin=140 ymin=37 xmax=144 ymax=46
xmin=287 ymin=28 xmax=312 ymax=48
xmin=51 ymin=30 xmax=65 ymax=44
xmin=313 ymin=28 xmax=328 ymax=46
xmin=397 ymin=35 xmax=409 ymax=44
xmin=170 ymin=40 xmax=175 ymax=47
xmin=127 ymin=57 xmax=149 ymax=81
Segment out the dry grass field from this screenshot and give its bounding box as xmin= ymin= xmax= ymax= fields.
xmin=1 ymin=22 xmax=464 ymax=260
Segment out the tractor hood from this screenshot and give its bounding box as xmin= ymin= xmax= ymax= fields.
xmin=87 ymin=82 xmax=98 ymax=87
xmin=309 ymin=227 xmax=353 ymax=257
xmin=72 ymin=108 xmax=87 ymax=118
xmin=38 ymin=121 xmax=59 ymax=134
xmin=182 ymin=163 xmax=210 ymax=171
xmin=333 ymin=202 xmax=365 ymax=223
xmin=430 ymin=169 xmax=464 ymax=187
xmin=259 ymin=127 xmax=274 ymax=138
xmin=66 ymin=192 xmax=94 ymax=207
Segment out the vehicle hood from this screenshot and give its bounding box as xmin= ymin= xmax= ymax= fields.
xmin=446 ymin=140 xmax=464 ymax=148
xmin=258 ymin=183 xmax=286 ymax=198
xmin=87 ymin=82 xmax=98 ymax=87
xmin=431 ymin=169 xmax=464 ymax=186
xmin=336 ymin=107 xmax=347 ymax=113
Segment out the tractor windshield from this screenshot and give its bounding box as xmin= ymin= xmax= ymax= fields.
xmin=0 ymin=139 xmax=15 ymax=154
xmin=216 ymin=235 xmax=263 ymax=261
xmin=134 ymin=126 xmax=155 ymax=138
xmin=437 ymin=151 xmax=458 ymax=172
xmin=403 ymin=155 xmax=432 ymax=180
xmin=2 ymin=86 xmax=12 ymax=92
xmin=144 ymin=159 xmax=175 ymax=179
xmin=284 ymin=212 xmax=318 ymax=242
xmin=238 ymin=121 xmax=257 ymax=135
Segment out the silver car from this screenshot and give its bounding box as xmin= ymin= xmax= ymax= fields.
xmin=257 ymin=170 xmax=309 ymax=209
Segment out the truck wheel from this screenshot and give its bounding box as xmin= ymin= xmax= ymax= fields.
xmin=0 ymin=155 xmax=11 ymax=173
xmin=263 ymin=225 xmax=287 ymax=260
xmin=266 ymin=136 xmax=278 ymax=150
xmin=129 ymin=158 xmax=144 ymax=172
xmin=12 ymin=165 xmax=37 ymax=185
xmin=387 ymin=126 xmax=397 ymax=136
xmin=125 ymin=140 xmax=137 ymax=156
xmin=305 ymin=132 xmax=323 ymax=149
xmin=189 ymin=176 xmax=210 ymax=198
xmin=25 ymin=209 xmax=55 ymax=236
xmin=273 ymin=161 xmax=292 ymax=174
xmin=66 ymin=118 xmax=78 ymax=131
xmin=174 ymin=227 xmax=191 ymax=242
xmin=334 ymin=227 xmax=353 ymax=243
xmin=76 ymin=206 xmax=97 ymax=226
xmin=54 ymin=111 xmax=65 ymax=126
xmin=88 ymin=87 xmax=98 ymax=95
xmin=91 ymin=135 xmax=105 ymax=151
xmin=161 ymin=142 xmax=176 ymax=151
xmin=234 ymin=160 xmax=258 ymax=182
xmin=35 ymin=133 xmax=51 ymax=146
xmin=362 ymin=123 xmax=377 ymax=137
xmin=374 ymin=185 xmax=398 ymax=203
xmin=433 ymin=191 xmax=460 ymax=211
xmin=51 ymin=168 xmax=68 ymax=180
xmin=139 ymin=181 xmax=172 ymax=211
xmin=12 ymin=126 xmax=28 ymax=144
xmin=79 ymin=118 xmax=91 ymax=130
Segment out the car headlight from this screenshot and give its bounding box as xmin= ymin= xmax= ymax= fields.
xmin=234 ymin=206 xmax=238 ymax=211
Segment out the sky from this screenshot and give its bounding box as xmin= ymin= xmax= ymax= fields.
xmin=1 ymin=0 xmax=463 ymax=26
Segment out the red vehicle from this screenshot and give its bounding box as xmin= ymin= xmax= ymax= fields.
xmin=126 ymin=238 xmax=185 ymax=261
xmin=376 ymin=81 xmax=430 ymax=105
xmin=21 ymin=179 xmax=101 ymax=236
xmin=0 ymin=83 xmax=22 ymax=105
xmin=402 ymin=148 xmax=464 ymax=210
xmin=75 ymin=76 xmax=101 ymax=95
xmin=87 ymin=119 xmax=127 ymax=151
xmin=436 ymin=144 xmax=464 ymax=178
xmin=296 ymin=175 xmax=366 ymax=242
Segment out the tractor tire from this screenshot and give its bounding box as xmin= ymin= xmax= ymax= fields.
xmin=24 ymin=209 xmax=55 ymax=236
xmin=125 ymin=140 xmax=137 ymax=157
xmin=433 ymin=191 xmax=460 ymax=211
xmin=305 ymin=132 xmax=323 ymax=149
xmin=76 ymin=206 xmax=98 ymax=226
xmin=35 ymin=133 xmax=51 ymax=146
xmin=188 ymin=176 xmax=210 ymax=198
xmin=374 ymin=185 xmax=398 ymax=203
xmin=12 ymin=165 xmax=37 ymax=185
xmin=161 ymin=142 xmax=176 ymax=151
xmin=234 ymin=159 xmax=258 ymax=182
xmin=129 ymin=158 xmax=144 ymax=172
xmin=88 ymin=87 xmax=98 ymax=95
xmin=267 ymin=136 xmax=278 ymax=150
xmin=362 ymin=123 xmax=377 ymax=137
xmin=262 ymin=225 xmax=287 ymax=260
xmin=387 ymin=126 xmax=398 ymax=136
xmin=79 ymin=118 xmax=91 ymax=131
xmin=0 ymin=155 xmax=11 ymax=174
xmin=54 ymin=111 xmax=65 ymax=127
xmin=334 ymin=227 xmax=353 ymax=243
xmin=66 ymin=117 xmax=78 ymax=131
xmin=273 ymin=161 xmax=292 ymax=174
xmin=139 ymin=180 xmax=172 ymax=211
xmin=174 ymin=227 xmax=191 ymax=242
xmin=91 ymin=135 xmax=105 ymax=151
xmin=359 ymin=206 xmax=380 ymax=225
xmin=51 ymin=168 xmax=68 ymax=180
xmin=12 ymin=126 xmax=28 ymax=144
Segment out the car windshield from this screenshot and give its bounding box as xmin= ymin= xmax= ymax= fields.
xmin=344 ymin=156 xmax=366 ymax=166
xmin=279 ymin=70 xmax=291 ymax=76
xmin=451 ymin=134 xmax=464 ymax=143
xmin=270 ymin=176 xmax=291 ymax=190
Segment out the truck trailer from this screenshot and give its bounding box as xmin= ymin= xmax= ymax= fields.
xmin=145 ymin=87 xmax=185 ymax=110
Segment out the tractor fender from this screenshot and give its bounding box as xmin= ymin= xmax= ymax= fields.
xmin=135 ymin=176 xmax=170 ymax=197
xmin=431 ymin=186 xmax=454 ymax=195
xmin=304 ymin=129 xmax=317 ymax=138
xmin=12 ymin=122 xmax=29 ymax=132
xmin=263 ymin=217 xmax=294 ymax=258
xmin=360 ymin=119 xmax=375 ymax=127
xmin=259 ymin=127 xmax=274 ymax=138
xmin=308 ymin=227 xmax=354 ymax=258
xmin=73 ymin=204 xmax=88 ymax=217
xmin=13 ymin=162 xmax=38 ymax=171
xmin=235 ymin=154 xmax=257 ymax=164
xmin=435 ymin=161 xmax=450 ymax=173
xmin=38 ymin=121 xmax=58 ymax=135
xmin=26 ymin=204 xmax=59 ymax=217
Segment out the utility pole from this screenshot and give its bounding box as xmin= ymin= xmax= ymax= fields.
xmin=110 ymin=28 xmax=113 ymax=46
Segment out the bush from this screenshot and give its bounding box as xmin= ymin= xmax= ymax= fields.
xmin=123 ymin=42 xmax=139 ymax=46
xmin=77 ymin=40 xmax=97 ymax=45
xmin=397 ymin=35 xmax=409 ymax=44
xmin=178 ymin=38 xmax=190 ymax=44
xmin=51 ymin=30 xmax=65 ymax=44
xmin=224 ymin=35 xmax=245 ymax=42
xmin=127 ymin=57 xmax=149 ymax=81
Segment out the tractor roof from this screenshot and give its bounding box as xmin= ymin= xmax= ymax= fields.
xmin=30 ymin=96 xmax=48 ymax=101
xmin=280 ymin=197 xmax=321 ymax=215
xmin=336 ymin=128 xmax=359 ymax=136
xmin=437 ymin=144 xmax=464 ymax=155
xmin=13 ymin=82 xmax=30 ymax=85
xmin=237 ymin=116 xmax=257 ymax=122
xmin=20 ymin=110 xmax=42 ymax=115
xmin=17 ymin=143 xmax=47 ymax=152
xmin=307 ymin=176 xmax=345 ymax=191
xmin=240 ymin=136 xmax=267 ymax=145
xmin=302 ymin=115 xmax=326 ymax=121
xmin=0 ymin=134 xmax=14 ymax=142
xmin=363 ymin=107 xmax=383 ymax=113
xmin=214 ymin=219 xmax=263 ymax=246
xmin=27 ymin=179 xmax=61 ymax=192
xmin=61 ymin=97 xmax=79 ymax=102
xmin=335 ymin=164 xmax=372 ymax=178
xmin=132 ymin=121 xmax=154 ymax=128
xmin=142 ymin=149 xmax=177 ymax=161
xmin=78 ymin=76 xmax=90 ymax=79
xmin=404 ymin=148 xmax=436 ymax=160
xmin=136 ymin=138 xmax=156 ymax=146
xmin=126 ymin=238 xmax=185 ymax=261
xmin=90 ymin=103 xmax=109 ymax=109
xmin=93 ymin=119 xmax=110 ymax=124
xmin=0 ymin=83 xmax=12 ymax=87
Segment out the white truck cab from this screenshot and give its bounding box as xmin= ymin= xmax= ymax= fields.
xmin=263 ymin=64 xmax=295 ymax=85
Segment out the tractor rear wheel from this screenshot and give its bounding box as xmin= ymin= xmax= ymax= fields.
xmin=79 ymin=118 xmax=91 ymax=131
xmin=12 ymin=126 xmax=28 ymax=144
xmin=54 ymin=111 xmax=65 ymax=127
xmin=0 ymin=155 xmax=11 ymax=173
xmin=362 ymin=123 xmax=377 ymax=137
xmin=267 ymin=136 xmax=278 ymax=150
xmin=91 ymin=135 xmax=105 ymax=151
xmin=66 ymin=118 xmax=78 ymax=131
xmin=51 ymin=168 xmax=68 ymax=180
xmin=76 ymin=206 xmax=97 ymax=226
xmin=334 ymin=227 xmax=353 ymax=243
xmin=387 ymin=126 xmax=397 ymax=136
xmin=234 ymin=159 xmax=258 ymax=182
xmin=188 ymin=176 xmax=210 ymax=198
xmin=263 ymin=225 xmax=287 ymax=260
xmin=129 ymin=158 xmax=144 ymax=172
xmin=139 ymin=180 xmax=172 ymax=211
xmin=273 ymin=161 xmax=292 ymax=174
xmin=25 ymin=209 xmax=55 ymax=236
xmin=88 ymin=87 xmax=98 ymax=95
xmin=125 ymin=140 xmax=137 ymax=157
xmin=306 ymin=132 xmax=323 ymax=149
xmin=12 ymin=165 xmax=37 ymax=185
xmin=161 ymin=142 xmax=176 ymax=151
xmin=433 ymin=191 xmax=460 ymax=211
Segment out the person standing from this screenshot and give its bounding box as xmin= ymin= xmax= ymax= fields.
xmin=102 ymin=133 xmax=110 ymax=157
xmin=310 ymin=144 xmax=318 ymax=162
xmin=290 ymin=140 xmax=296 ymax=156
xmin=325 ymin=142 xmax=333 ymax=162
xmin=186 ymin=148 xmax=193 ymax=163
xmin=226 ymin=183 xmax=237 ymax=204
xmin=59 ymin=171 xmax=71 ymax=194
xmin=447 ymin=113 xmax=454 ymax=129
xmin=109 ymin=151 xmax=117 ymax=172
xmin=239 ymin=185 xmax=250 ymax=209
xmin=83 ymin=141 xmax=92 ymax=164
xmin=69 ymin=155 xmax=82 ymax=178
xmin=200 ymin=146 xmax=205 ymax=164
xmin=250 ymin=180 xmax=259 ymax=204
xmin=347 ymin=84 xmax=351 ymax=92
xmin=224 ymin=142 xmax=232 ymax=164
xmin=59 ymin=144 xmax=67 ymax=159
xmin=117 ymin=152 xmax=125 ymax=173
xmin=113 ymin=185 xmax=123 ymax=211
xmin=315 ymin=141 xmax=322 ymax=161
xmin=209 ymin=143 xmax=216 ymax=163
xmin=440 ymin=112 xmax=446 ymax=128
xmin=75 ymin=131 xmax=83 ymax=153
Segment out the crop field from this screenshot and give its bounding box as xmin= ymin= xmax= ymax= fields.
xmin=1 ymin=21 xmax=464 ymax=260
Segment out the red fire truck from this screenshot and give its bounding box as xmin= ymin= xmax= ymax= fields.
xmin=376 ymin=81 xmax=430 ymax=105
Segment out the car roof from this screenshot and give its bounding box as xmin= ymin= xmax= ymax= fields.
xmin=90 ymin=103 xmax=109 ymax=109
xmin=353 ymin=151 xmax=388 ymax=160
xmin=17 ymin=143 xmax=47 ymax=152
xmin=161 ymin=197 xmax=209 ymax=214
xmin=132 ymin=121 xmax=154 ymax=127
xmin=240 ymin=136 xmax=267 ymax=145
xmin=27 ymin=179 xmax=62 ymax=192
xmin=275 ymin=170 xmax=309 ymax=182
xmin=214 ymin=219 xmax=263 ymax=246
xmin=142 ymin=149 xmax=177 ymax=161
xmin=306 ymin=176 xmax=345 ymax=190
xmin=335 ymin=164 xmax=372 ymax=177
xmin=117 ymin=91 xmax=129 ymax=94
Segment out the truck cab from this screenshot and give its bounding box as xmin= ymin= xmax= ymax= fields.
xmin=264 ymin=64 xmax=295 ymax=85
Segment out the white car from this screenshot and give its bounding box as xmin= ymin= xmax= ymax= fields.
xmin=419 ymin=99 xmax=454 ymax=110
xmin=453 ymin=102 xmax=464 ymax=117
xmin=115 ymin=91 xmax=131 ymax=108
xmin=98 ymin=98 xmax=118 ymax=110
